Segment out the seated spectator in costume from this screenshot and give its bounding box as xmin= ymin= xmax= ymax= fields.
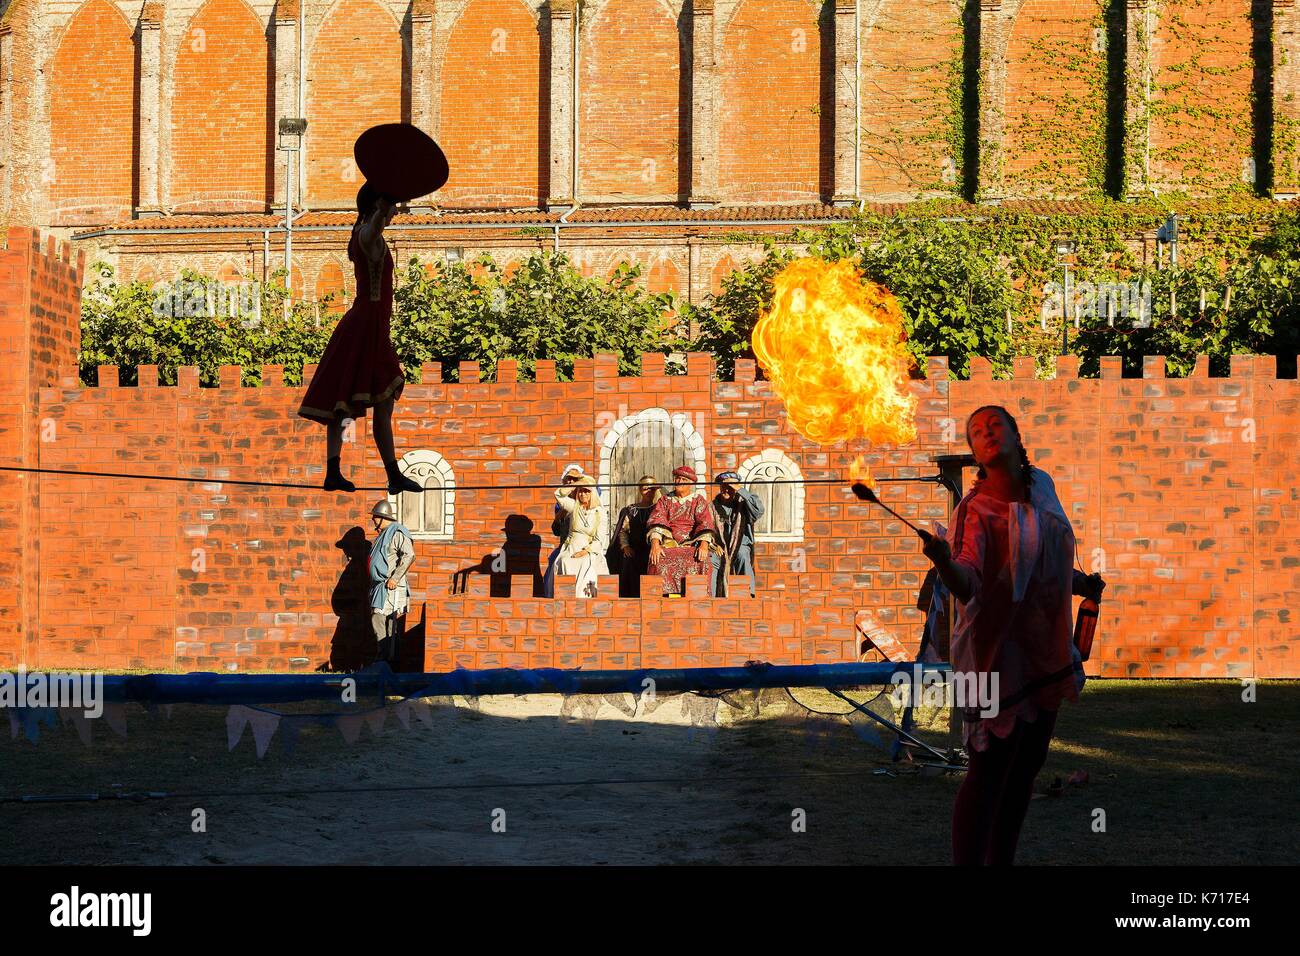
xmin=646 ymin=465 xmax=721 ymax=596
xmin=547 ymin=474 xmax=608 ymax=597
xmin=710 ymin=470 xmax=764 ymax=597
xmin=609 ymin=475 xmax=662 ymax=597
xmin=542 ymin=464 xmax=585 ymax=597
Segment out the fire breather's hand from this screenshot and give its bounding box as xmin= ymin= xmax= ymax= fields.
xmin=921 ymin=534 xmax=952 ymax=568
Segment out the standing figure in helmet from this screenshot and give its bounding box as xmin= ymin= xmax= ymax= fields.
xmin=369 ymin=499 xmax=416 ymax=665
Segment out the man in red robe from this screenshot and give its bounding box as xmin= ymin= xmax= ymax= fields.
xmin=646 ymin=465 xmax=721 ymax=596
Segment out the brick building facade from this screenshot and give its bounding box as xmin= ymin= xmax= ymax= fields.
xmin=3 ymin=226 xmax=1297 ymax=680
xmin=0 ymin=0 xmax=1287 ymax=301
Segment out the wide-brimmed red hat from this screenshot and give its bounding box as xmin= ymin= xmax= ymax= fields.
xmin=354 ymin=123 xmax=449 ymax=202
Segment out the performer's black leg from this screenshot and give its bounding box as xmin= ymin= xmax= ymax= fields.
xmin=323 ymin=418 xmax=355 ymax=492
xmin=372 ymin=397 xmax=397 ymax=463
xmin=374 ymin=398 xmax=422 ymax=493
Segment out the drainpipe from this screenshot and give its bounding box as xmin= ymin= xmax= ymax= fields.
xmin=1144 ymin=2 xmax=1152 ymax=190
xmin=555 ymin=200 xmax=581 ymax=255
xmin=572 ymin=1 xmax=580 ymax=211
xmin=855 ymin=0 xmax=861 ymax=204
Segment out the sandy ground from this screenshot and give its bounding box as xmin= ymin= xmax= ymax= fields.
xmin=4 ymin=690 xmax=956 ymax=865
xmin=3 ymin=681 xmax=1296 ymax=865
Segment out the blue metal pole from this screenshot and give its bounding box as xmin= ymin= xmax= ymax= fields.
xmin=101 ymin=661 xmax=950 ymax=706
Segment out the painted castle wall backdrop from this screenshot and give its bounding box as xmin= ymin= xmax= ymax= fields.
xmin=3 ymin=227 xmax=1297 ymax=679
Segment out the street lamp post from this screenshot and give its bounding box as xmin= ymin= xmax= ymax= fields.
xmin=1056 ymin=239 xmax=1077 ymax=356
xmin=277 ymin=118 xmax=308 ymax=311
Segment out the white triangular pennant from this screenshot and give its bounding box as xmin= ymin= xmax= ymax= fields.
xmin=70 ymin=710 xmax=94 ymax=747
xmin=102 ymin=702 xmax=128 ymax=739
xmin=410 ymin=699 xmax=433 ymax=729
xmin=337 ymin=713 xmax=364 ymax=744
xmin=245 ymin=710 xmax=280 ymax=759
xmin=393 ymin=701 xmax=411 ymax=730
xmin=226 ymin=705 xmax=250 ymax=750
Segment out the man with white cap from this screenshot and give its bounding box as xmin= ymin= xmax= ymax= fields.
xmin=369 ymin=499 xmax=415 ymax=664
xmin=710 ymin=470 xmax=765 ymax=597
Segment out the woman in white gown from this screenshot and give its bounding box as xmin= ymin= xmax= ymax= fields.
xmin=546 ymin=474 xmax=609 ymax=597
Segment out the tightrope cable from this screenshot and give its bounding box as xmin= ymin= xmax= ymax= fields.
xmin=0 ymin=464 xmax=939 ymax=492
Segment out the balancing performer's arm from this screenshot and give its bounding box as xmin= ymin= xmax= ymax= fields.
xmin=357 ymin=195 xmax=395 ymax=262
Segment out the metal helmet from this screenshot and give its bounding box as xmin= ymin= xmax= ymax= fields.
xmin=371 ymin=499 xmax=396 ymax=521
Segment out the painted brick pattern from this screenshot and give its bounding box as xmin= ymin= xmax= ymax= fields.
xmin=0 ymin=227 xmax=83 ymax=668
xmin=1 ymin=234 xmax=1293 ymax=679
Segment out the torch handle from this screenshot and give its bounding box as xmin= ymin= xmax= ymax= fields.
xmin=874 ymin=498 xmax=932 ymax=543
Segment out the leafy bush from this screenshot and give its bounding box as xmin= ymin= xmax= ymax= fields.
xmin=79 ymin=264 xmax=329 ymax=387
xmin=392 ymin=252 xmax=683 ymax=382
xmin=80 ymin=252 xmax=685 ymax=387
xmin=687 ymin=220 xmax=1015 ymax=380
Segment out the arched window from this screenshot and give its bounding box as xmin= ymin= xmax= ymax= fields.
xmin=388 ymin=450 xmax=455 ymax=540
xmin=738 ymin=450 xmax=804 ymax=541
xmin=599 ymin=407 xmax=707 ymax=521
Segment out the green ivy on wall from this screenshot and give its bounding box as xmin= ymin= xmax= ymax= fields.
xmin=857 ymin=2 xmax=967 ymax=197
xmin=1144 ymin=0 xmax=1256 ymax=196
xmin=1001 ymin=2 xmax=1112 ymax=199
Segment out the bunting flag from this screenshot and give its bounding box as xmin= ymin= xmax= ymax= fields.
xmin=845 ymin=708 xmax=888 ymax=750
xmin=679 ymin=694 xmax=721 ymax=728
xmin=3 ymin=678 xmax=912 ymax=764
xmin=410 ymin=698 xmax=434 ymax=730
xmin=245 ymin=709 xmax=281 ymax=758
xmin=559 ymin=693 xmax=604 ymax=730
xmin=393 ymin=700 xmax=411 ymax=730
xmin=336 ymin=713 xmax=365 ymax=744
xmin=67 ymin=708 xmax=94 ymax=747
xmin=226 ymin=706 xmax=250 ymax=751
xmin=601 ymin=692 xmax=638 ymax=717
xmin=279 ymin=718 xmax=301 ymax=758
xmin=102 ymin=702 xmax=129 ymax=739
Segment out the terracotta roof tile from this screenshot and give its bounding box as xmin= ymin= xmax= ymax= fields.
xmin=72 ymin=198 xmax=1299 ymax=239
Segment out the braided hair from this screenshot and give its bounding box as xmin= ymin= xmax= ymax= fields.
xmin=966 ymin=404 xmax=1034 ymax=501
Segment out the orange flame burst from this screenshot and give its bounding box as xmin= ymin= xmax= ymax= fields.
xmin=752 ymin=258 xmax=918 ymax=451
xmin=849 ymin=454 xmax=876 ymax=490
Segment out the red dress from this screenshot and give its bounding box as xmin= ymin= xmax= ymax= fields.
xmin=297 ymin=230 xmax=405 ymax=425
